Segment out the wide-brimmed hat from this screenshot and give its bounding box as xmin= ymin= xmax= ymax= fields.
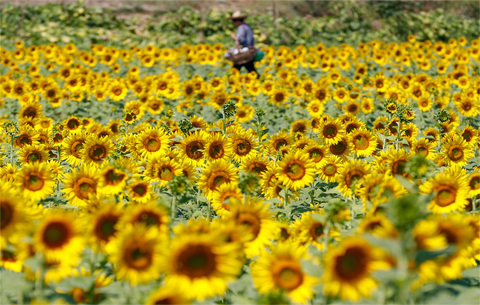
xmin=230 ymin=11 xmax=247 ymax=20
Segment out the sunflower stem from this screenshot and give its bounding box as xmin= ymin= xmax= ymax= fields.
xmin=323 ymin=221 xmax=330 ymax=251
xmin=171 ymin=195 xmax=177 ymax=220
xmin=35 ymin=267 xmax=44 ymax=302
xmin=124 ymin=281 xmax=131 ymax=305
xmin=207 ymin=199 xmax=211 ymax=221
xmin=10 ymin=134 xmax=14 ymax=165
xmin=396 ymin=120 xmax=402 ymax=150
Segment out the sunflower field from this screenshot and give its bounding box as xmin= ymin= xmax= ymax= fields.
xmin=1 ymin=2 xmax=480 ymax=305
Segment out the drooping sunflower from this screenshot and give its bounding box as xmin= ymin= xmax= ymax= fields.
xmin=162 ymin=232 xmax=244 ymax=300
xmin=80 ymin=135 xmax=114 ymax=166
xmin=420 ymin=167 xmax=469 ymax=214
xmin=205 ymin=133 xmax=232 ymax=162
xmin=211 ymin=182 xmax=243 ymax=217
xmin=276 ymin=151 xmax=315 ymax=191
xmin=251 ymin=242 xmax=317 ymax=304
xmin=178 ymin=130 xmax=209 ymax=167
xmin=322 ymin=236 xmax=388 ymax=301
xmin=14 ymin=162 xmax=55 ymax=201
xmin=336 ymin=159 xmax=370 ymax=198
xmin=108 ymin=224 xmax=164 ymax=286
xmin=225 ymin=197 xmax=279 ymax=258
xmin=441 ymin=134 xmax=474 ymax=167
xmin=34 ymin=211 xmax=84 ymax=265
xmin=135 ymin=127 xmax=170 ymax=159
xmin=197 ymin=159 xmax=239 ymax=200
xmin=63 ymin=165 xmax=101 ymax=208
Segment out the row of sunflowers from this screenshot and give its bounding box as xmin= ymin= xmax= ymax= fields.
xmin=0 ymin=35 xmax=479 ymax=304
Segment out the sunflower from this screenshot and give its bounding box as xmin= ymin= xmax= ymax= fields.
xmin=229 ymin=128 xmax=259 ymax=163
xmin=80 ymin=135 xmax=114 ymax=166
xmin=467 ymin=170 xmax=480 ymax=196
xmin=241 ymin=154 xmax=271 ymax=177
xmin=322 ymin=236 xmax=388 ymax=301
xmin=385 ymin=148 xmax=411 ymax=178
xmin=336 ymin=159 xmax=370 ymax=198
xmin=99 ymin=165 xmax=128 ymax=195
xmin=87 ymin=203 xmax=123 ymax=253
xmin=18 ymin=144 xmax=49 ymax=164
xmin=0 ymin=183 xmax=30 ymax=246
xmin=441 ymin=134 xmax=474 ymax=167
xmin=251 ymin=242 xmax=317 ymax=303
xmin=269 ymin=88 xmax=290 ymax=106
xmin=319 ymin=118 xmax=345 ymax=145
xmin=128 ymin=179 xmax=153 ymax=203
xmin=266 ymin=130 xmax=292 ymax=155
xmin=108 ymin=224 xmax=164 ymax=286
xmin=145 ymin=156 xmax=182 ymax=187
xmin=292 ymin=210 xmax=339 ymax=250
xmin=204 ymin=133 xmax=232 ymax=162
xmin=225 ymin=197 xmax=279 ymax=258
xmin=306 ymin=99 xmax=324 ymax=118
xmin=211 ymin=182 xmax=243 ymax=217
xmin=235 ymin=104 xmax=255 ymax=123
xmin=145 ymin=286 xmax=190 ymax=305
xmin=178 ymin=130 xmax=209 ymax=167
xmin=412 ymin=138 xmax=436 ymax=160
xmin=276 ymin=151 xmax=315 ymax=191
xmin=197 ymin=159 xmax=238 ymax=200
xmin=348 ymin=127 xmax=377 ymax=157
xmin=62 ymin=130 xmax=88 ymax=167
xmin=328 ymin=136 xmax=352 ymax=160
xmin=420 ymin=167 xmax=469 ymax=214
xmin=14 ymin=126 xmax=39 ymax=148
xmin=135 ymin=127 xmax=170 ymax=159
xmin=358 ymin=214 xmax=399 ymax=239
xmin=14 ymin=162 xmax=55 ymax=201
xmin=34 ymin=211 xmax=84 ymax=265
xmin=163 ymin=231 xmax=243 ymax=300
xmin=120 ymin=201 xmax=170 ymax=235
xmin=318 ymin=155 xmax=344 ymax=183
xmin=108 ymin=81 xmax=128 ymax=102
xmin=63 ymin=165 xmax=101 ymax=208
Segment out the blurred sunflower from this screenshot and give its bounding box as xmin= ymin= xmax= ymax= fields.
xmin=108 ymin=224 xmax=164 ymax=286
xmin=87 ymin=203 xmax=123 ymax=253
xmin=80 ymin=135 xmax=114 ymax=166
xmin=205 ymin=133 xmax=232 ymax=162
xmin=135 ymin=127 xmax=170 ymax=159
xmin=211 ymin=182 xmax=243 ymax=217
xmin=15 ymin=162 xmax=55 ymax=201
xmin=63 ymin=165 xmax=101 ymax=207
xmin=197 ymin=159 xmax=238 ymax=200
xmin=163 ymin=232 xmax=243 ymax=300
xmin=251 ymin=242 xmax=317 ymax=303
xmin=178 ymin=130 xmax=209 ymax=167
xmin=441 ymin=134 xmax=474 ymax=167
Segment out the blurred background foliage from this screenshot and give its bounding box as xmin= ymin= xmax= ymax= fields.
xmin=0 ymin=0 xmax=479 ymax=49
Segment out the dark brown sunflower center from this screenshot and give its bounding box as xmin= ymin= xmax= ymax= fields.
xmin=26 ymin=152 xmax=42 ymax=163
xmin=42 ymin=222 xmax=71 ymax=249
xmin=0 ymin=201 xmax=13 ymax=229
xmin=234 ymin=139 xmax=251 ymax=156
xmin=133 ymin=184 xmax=148 ymax=197
xmin=67 ymin=119 xmax=80 ymax=130
xmin=274 ymin=265 xmax=304 ymax=290
xmin=25 ymin=173 xmax=45 ymax=191
xmin=125 ymin=244 xmax=153 ymax=270
xmin=353 ymin=135 xmax=369 ymax=150
xmin=447 ymin=146 xmax=464 ymax=162
xmin=186 ymin=141 xmax=204 ymax=160
xmin=71 ymin=140 xmax=85 ymax=158
xmin=470 ymin=177 xmax=480 ymax=191
xmin=436 ymin=186 xmax=457 ymax=207
xmin=248 ymin=162 xmax=267 ymax=175
xmin=330 ymin=140 xmax=347 ymax=156
xmin=334 ymin=247 xmax=368 ymax=281
xmin=104 ymin=169 xmax=125 ymax=186
xmin=209 ymin=142 xmax=224 ymax=159
xmin=323 ymin=124 xmax=337 ymax=138
xmin=309 ymin=222 xmax=324 ymax=239
xmin=94 ymin=214 xmax=119 ymax=241
xmin=144 ymin=136 xmax=161 ymax=152
xmin=177 ymin=245 xmax=217 ymax=278
xmin=135 ymin=211 xmax=161 ymax=227
xmin=285 ymin=162 xmax=306 ymax=181
xmin=323 ymin=164 xmax=337 ymax=176
xmin=74 ymin=177 xmax=97 ymax=199
xmin=89 ymin=145 xmax=107 ymax=161
xmin=237 ymin=212 xmax=261 ymax=239
xmin=158 ymin=166 xmax=174 ymax=181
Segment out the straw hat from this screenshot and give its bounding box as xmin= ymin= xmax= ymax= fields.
xmin=230 ymin=11 xmax=247 ymax=20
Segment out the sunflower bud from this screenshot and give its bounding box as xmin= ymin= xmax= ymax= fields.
xmin=435 ymin=109 xmax=450 ymax=123
xmin=4 ymin=121 xmax=18 ymax=135
xmin=405 ymin=155 xmax=436 ymax=181
xmin=169 ymin=176 xmax=189 ymax=196
xmin=178 ymin=118 xmax=193 ymax=135
xmin=238 ymin=173 xmax=260 ymax=195
xmin=223 ymin=100 xmax=237 ymax=119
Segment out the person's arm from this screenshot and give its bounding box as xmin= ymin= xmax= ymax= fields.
xmin=236 ymin=25 xmax=247 ymax=48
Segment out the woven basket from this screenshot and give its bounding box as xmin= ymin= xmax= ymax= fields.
xmin=226 ymin=47 xmax=257 ymax=65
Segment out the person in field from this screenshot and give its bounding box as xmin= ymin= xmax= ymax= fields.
xmin=230 ymin=11 xmax=258 ymax=76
